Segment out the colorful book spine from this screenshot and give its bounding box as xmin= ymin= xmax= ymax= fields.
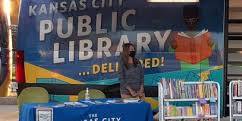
xmin=160 ymin=79 xmax=218 ymax=99
xmin=234 ymin=82 xmax=238 ymax=97
xmin=238 ymin=81 xmax=242 ymax=97
xmin=165 ymin=103 xmax=216 ymax=117
xmin=165 ymin=105 xmax=196 ymax=117
xmin=233 ymin=81 xmax=242 ymax=97
xmin=237 ymin=101 xmax=242 ymax=114
xmin=204 ymin=104 xmax=210 ymax=115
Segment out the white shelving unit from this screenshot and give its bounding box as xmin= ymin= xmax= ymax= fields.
xmin=158 ymin=81 xmax=220 ymax=121
xmin=229 ymin=80 xmax=242 ymax=121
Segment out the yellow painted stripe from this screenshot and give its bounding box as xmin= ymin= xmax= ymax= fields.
xmin=69 ymin=95 xmax=79 ymax=102
xmin=25 ymin=62 xmax=83 ymax=84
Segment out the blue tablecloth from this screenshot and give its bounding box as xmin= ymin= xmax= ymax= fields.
xmin=20 ymin=99 xmax=154 ymax=121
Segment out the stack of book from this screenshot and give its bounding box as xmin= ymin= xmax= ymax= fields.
xmin=233 ymin=101 xmax=242 ymax=114
xmin=233 ymin=81 xmax=242 ymax=97
xmin=160 ymin=78 xmax=218 ymax=99
xmin=165 ymin=105 xmax=195 ymax=117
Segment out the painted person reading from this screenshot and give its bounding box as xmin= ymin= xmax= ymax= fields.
xmin=171 ymin=5 xmax=214 ymax=72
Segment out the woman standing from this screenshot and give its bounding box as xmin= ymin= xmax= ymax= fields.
xmin=119 ymin=43 xmax=145 ymax=100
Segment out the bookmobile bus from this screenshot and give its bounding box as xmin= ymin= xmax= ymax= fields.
xmin=16 ymin=0 xmax=226 ymax=114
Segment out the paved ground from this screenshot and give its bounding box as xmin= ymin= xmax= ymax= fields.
xmin=0 ymin=105 xmax=230 ymax=121
xmin=0 ymin=105 xmax=18 ymax=121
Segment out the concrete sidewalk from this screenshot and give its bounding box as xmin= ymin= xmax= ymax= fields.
xmin=0 ymin=105 xmax=230 ymax=121
xmin=0 ymin=105 xmax=18 ymax=121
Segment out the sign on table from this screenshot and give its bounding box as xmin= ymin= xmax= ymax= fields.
xmin=36 ymin=107 xmax=53 ymax=121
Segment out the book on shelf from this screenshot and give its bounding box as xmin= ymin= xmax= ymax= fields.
xmin=233 ymin=81 xmax=242 ymax=97
xmin=233 ymin=101 xmax=242 ymax=114
xmin=210 ymin=102 xmax=217 ymax=115
xmin=165 ymin=105 xmax=195 ymax=117
xmin=234 ymin=82 xmax=238 ymax=97
xmin=160 ymin=78 xmax=218 ymax=99
xmin=164 ymin=102 xmax=217 ymax=117
xmin=239 ymin=82 xmax=242 ymax=97
xmin=204 ymin=104 xmax=210 ymax=115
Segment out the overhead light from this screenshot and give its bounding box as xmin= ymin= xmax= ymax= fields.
xmin=147 ymin=0 xmax=199 ymax=2
xmin=3 ymin=0 xmax=13 ymax=96
xmin=3 ymin=0 xmax=11 ymax=15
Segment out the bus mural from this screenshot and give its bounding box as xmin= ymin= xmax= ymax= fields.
xmin=17 ymin=0 xmax=225 ymax=109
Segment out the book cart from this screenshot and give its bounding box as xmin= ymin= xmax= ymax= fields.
xmin=158 ymin=80 xmax=220 ymax=121
xmin=229 ymin=80 xmax=242 ymax=121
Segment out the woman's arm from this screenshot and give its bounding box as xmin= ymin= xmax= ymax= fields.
xmin=139 ymin=63 xmax=144 ymax=93
xmin=138 ymin=63 xmax=145 ymax=99
xmin=119 ymin=59 xmax=125 ymax=84
xmin=119 ymin=59 xmax=137 ymax=96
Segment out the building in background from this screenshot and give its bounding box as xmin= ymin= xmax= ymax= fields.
xmin=0 ymin=0 xmax=20 ymax=97
xmin=0 ymin=0 xmax=10 ymax=96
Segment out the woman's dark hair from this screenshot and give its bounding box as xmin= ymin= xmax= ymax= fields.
xmin=121 ymin=43 xmax=139 ymax=69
